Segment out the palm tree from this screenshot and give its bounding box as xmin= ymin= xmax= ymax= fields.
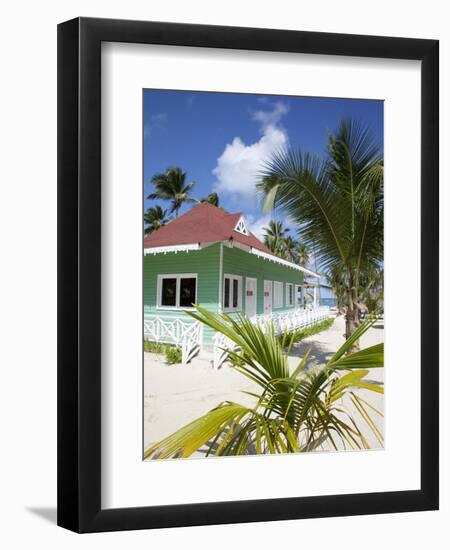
xmin=144 ymin=306 xmax=383 ymax=459
xmin=201 ymin=192 xmax=220 ymax=207
xmin=144 ymin=205 xmax=170 ymax=235
xmin=296 ymin=242 xmax=310 ymax=267
xmin=326 ymin=265 xmax=346 ymax=313
xmin=359 ymin=266 xmax=384 ymax=313
xmin=258 ymin=119 xmax=383 ymax=340
xmin=147 ymin=167 xmax=197 ymax=217
xmin=263 ymin=220 xmax=290 ymax=257
xmin=310 ymin=237 xmax=321 ymax=304
xmin=282 ymin=235 xmax=298 ymax=263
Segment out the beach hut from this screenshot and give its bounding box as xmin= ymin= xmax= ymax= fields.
xmin=144 ymin=203 xmax=323 ymax=363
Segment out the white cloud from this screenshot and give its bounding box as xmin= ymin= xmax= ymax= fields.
xmin=252 ymin=101 xmax=289 ymax=132
xmin=212 ymin=127 xmax=287 ymax=201
xmin=212 ymin=101 xmax=289 ymax=202
xmin=246 ymin=213 xmax=271 ymax=240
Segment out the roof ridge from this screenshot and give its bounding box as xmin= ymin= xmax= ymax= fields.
xmin=144 ymin=201 xmax=275 ymax=256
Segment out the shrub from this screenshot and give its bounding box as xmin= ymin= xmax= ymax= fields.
xmin=144 ymin=340 xmax=183 ymax=364
xmin=279 ymin=317 xmax=335 ymax=347
xmin=165 ymin=346 xmax=182 ymax=365
xmin=293 ymin=317 xmax=334 ymax=342
xmin=143 ymin=340 xmax=164 ymax=354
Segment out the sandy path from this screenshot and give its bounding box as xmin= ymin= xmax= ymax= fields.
xmin=144 ymin=315 xmax=384 ymax=453
xmin=290 ymin=316 xmax=385 ymax=450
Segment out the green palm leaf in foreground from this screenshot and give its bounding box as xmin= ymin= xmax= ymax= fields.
xmin=144 ymin=306 xmax=383 ymax=459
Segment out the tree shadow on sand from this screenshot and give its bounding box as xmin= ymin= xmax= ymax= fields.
xmin=288 ymin=340 xmax=334 ymax=369
xmin=289 ymin=320 xmax=385 ymax=369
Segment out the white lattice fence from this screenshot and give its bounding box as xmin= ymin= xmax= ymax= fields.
xmin=144 ymin=318 xmax=202 ymax=364
xmin=181 ymin=322 xmax=203 ymax=363
xmin=213 ymin=307 xmax=331 ymax=369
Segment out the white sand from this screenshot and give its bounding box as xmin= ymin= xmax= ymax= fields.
xmin=143 ymin=315 xmax=384 ymax=454
xmin=290 ymin=316 xmax=385 ymax=450
xmin=143 ymin=356 xmax=258 ymax=448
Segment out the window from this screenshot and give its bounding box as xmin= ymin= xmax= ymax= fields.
xmin=233 ymin=216 xmax=249 ymax=236
xmin=232 ymin=279 xmax=239 ymax=308
xmin=286 ymin=283 xmax=294 ymax=307
xmin=223 ymin=274 xmax=242 ymax=311
xmin=158 ymin=274 xmax=197 ymax=309
xmin=273 ymin=281 xmax=283 ymax=308
xmin=224 ymin=278 xmax=230 ymax=309
xmin=161 ymin=278 xmax=177 ymax=307
xmin=295 ymin=284 xmax=303 ymax=306
xmin=179 ymin=277 xmax=196 ymax=307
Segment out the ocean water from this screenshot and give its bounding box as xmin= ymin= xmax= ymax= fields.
xmin=320 ymin=297 xmax=337 ymax=307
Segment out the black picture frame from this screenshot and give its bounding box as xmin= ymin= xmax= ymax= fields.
xmin=57 ymin=17 xmax=439 ymax=533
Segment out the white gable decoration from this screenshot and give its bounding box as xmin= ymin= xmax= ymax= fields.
xmin=234 ymin=216 xmax=249 ymax=236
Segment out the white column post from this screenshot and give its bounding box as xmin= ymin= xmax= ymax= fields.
xmin=313 ymin=285 xmax=317 ymax=309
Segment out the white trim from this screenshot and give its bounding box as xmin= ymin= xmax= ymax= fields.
xmin=156 ymin=273 xmax=198 ymax=310
xmin=233 ymin=216 xmax=249 ymax=236
xmin=144 ymin=243 xmax=201 ymax=255
xmin=145 ymin=239 xmax=320 ymax=278
xmin=223 ymin=273 xmax=243 ymax=312
xmin=250 ymin=247 xmax=320 ymax=278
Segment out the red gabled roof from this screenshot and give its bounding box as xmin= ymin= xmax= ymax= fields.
xmin=144 ymin=202 xmax=274 ymax=255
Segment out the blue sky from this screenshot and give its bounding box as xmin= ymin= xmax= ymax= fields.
xmin=143 ymin=89 xmax=383 ymax=243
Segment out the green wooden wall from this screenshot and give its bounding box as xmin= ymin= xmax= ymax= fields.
xmin=222 ymin=246 xmax=304 ymax=315
xmin=143 ymin=243 xmax=221 ymax=343
xmin=143 ymin=243 xmax=305 ymax=344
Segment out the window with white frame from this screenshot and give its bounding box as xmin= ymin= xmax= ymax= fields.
xmin=233 ymin=216 xmax=249 ymax=236
xmin=158 ymin=274 xmax=197 ymax=309
xmin=223 ymin=274 xmax=242 ymax=311
xmin=286 ymin=283 xmax=294 ymax=306
xmin=273 ymin=281 xmax=283 ymax=308
xmin=295 ymin=284 xmax=303 ymax=306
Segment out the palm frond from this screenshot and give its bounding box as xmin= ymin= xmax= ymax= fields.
xmin=147 ymin=166 xmax=197 ymax=215
xmin=145 ymin=306 xmax=384 ymax=459
xmin=257 ymin=117 xmax=383 ymax=341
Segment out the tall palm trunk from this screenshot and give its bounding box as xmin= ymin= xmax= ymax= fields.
xmin=345 ymin=274 xmax=360 ymax=349
xmin=313 ymin=243 xmax=321 ymax=307
xmin=345 ymin=290 xmax=359 ymax=337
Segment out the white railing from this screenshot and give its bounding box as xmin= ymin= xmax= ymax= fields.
xmin=181 ymin=321 xmax=203 ymax=363
xmin=144 ymin=318 xmax=202 ymax=364
xmin=213 ymin=307 xmax=331 ymax=370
